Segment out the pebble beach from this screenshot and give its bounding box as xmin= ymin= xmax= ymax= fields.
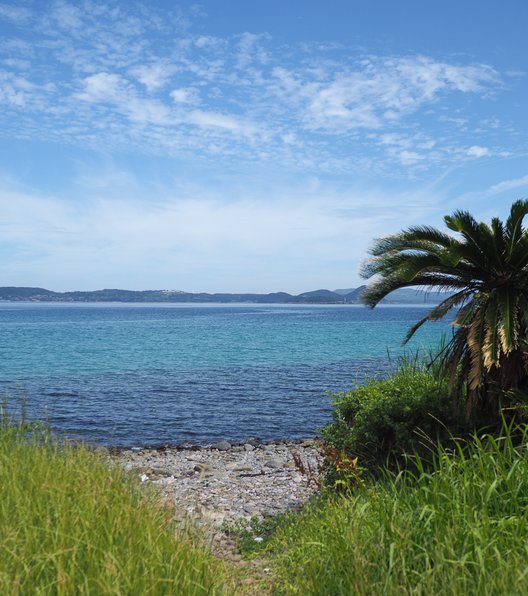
xmin=114 ymin=440 xmax=322 ymax=528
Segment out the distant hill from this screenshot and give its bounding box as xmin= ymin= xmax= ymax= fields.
xmin=343 ymin=286 xmax=454 ymax=305
xmin=0 ymin=286 xmax=453 ymax=305
xmin=333 ymin=288 xmax=355 ymax=296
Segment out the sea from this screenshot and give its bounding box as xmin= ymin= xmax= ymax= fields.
xmin=0 ymin=303 xmax=451 ymax=447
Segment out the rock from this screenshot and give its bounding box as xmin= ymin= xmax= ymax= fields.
xmin=212 ymin=440 xmax=231 ymax=451
xmin=264 ymin=458 xmax=283 ymax=469
xmin=194 ymin=462 xmax=214 ymax=473
xmin=301 ymin=439 xmax=318 ymax=448
xmin=233 ymin=464 xmax=253 ymax=472
xmin=244 ymin=443 xmax=255 ymax=451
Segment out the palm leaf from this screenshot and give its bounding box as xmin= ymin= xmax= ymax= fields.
xmin=497 ymin=286 xmax=517 ymax=352
xmin=483 ymin=299 xmax=500 ymax=369
xmin=505 ymin=199 xmax=528 ymax=256
xmin=467 ymin=308 xmax=486 ymax=390
xmin=401 ymin=290 xmax=472 ymax=344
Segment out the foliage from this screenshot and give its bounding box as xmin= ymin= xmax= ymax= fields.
xmin=266 ymin=420 xmax=528 ymax=595
xmin=321 ymin=360 xmax=454 ymax=471
xmin=0 ymin=412 xmax=235 ymax=594
xmin=361 ymin=198 xmax=528 ymax=422
xmin=319 ymin=443 xmax=365 ymax=492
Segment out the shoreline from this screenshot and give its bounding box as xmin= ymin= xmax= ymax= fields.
xmin=106 ymin=436 xmax=321 ymax=454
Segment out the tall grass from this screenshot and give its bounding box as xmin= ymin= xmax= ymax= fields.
xmin=0 ymin=414 xmax=233 ymax=594
xmin=267 ymin=421 xmax=528 ymax=594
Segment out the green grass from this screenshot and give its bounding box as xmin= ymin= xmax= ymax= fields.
xmin=0 ymin=417 xmax=235 ymax=594
xmin=264 ymin=421 xmax=528 ymax=595
xmin=6 ymin=401 xmax=528 ymax=595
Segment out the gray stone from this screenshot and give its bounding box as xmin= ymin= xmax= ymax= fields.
xmin=212 ymin=440 xmax=231 ymax=451
xmin=194 ymin=462 xmax=213 ymax=473
xmin=244 ymin=443 xmax=255 ymax=451
xmin=233 ymin=464 xmax=253 ymax=472
xmin=264 ymin=458 xmax=283 ymax=469
xmin=301 ymin=439 xmax=318 ymax=448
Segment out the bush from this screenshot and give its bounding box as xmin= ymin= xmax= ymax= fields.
xmin=321 ymin=362 xmax=456 ymax=471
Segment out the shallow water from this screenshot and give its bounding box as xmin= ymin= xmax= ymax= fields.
xmin=0 ymin=303 xmax=450 ymax=446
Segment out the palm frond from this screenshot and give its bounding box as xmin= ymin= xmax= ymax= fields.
xmin=401 ymin=290 xmax=472 ymax=344
xmin=505 ymin=198 xmax=528 ymax=256
xmin=483 ymin=300 xmax=500 ymax=370
xmin=467 ymin=309 xmax=486 ymax=390
xmin=497 ymin=286 xmax=517 ymax=353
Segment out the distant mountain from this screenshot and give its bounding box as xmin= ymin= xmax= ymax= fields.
xmin=297 ymin=289 xmax=341 ymax=302
xmin=333 ymin=288 xmax=355 ymax=296
xmin=0 ymin=286 xmax=453 ymax=305
xmin=0 ymin=287 xmax=59 ymax=300
xmin=382 ymin=288 xmax=454 ymax=304
xmin=343 ymin=286 xmax=367 ymax=302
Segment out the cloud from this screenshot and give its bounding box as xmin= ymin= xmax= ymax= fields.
xmin=488 ymin=175 xmax=528 ymax=194
xmin=130 ymin=63 xmax=178 ymax=92
xmin=75 ymin=72 xmax=128 ymax=103
xmin=0 ymin=2 xmax=31 ymax=23
xmin=0 ymin=175 xmax=445 ymax=292
xmin=235 ymin=32 xmax=268 ymax=69
xmin=0 ymin=71 xmax=55 ymax=108
xmin=298 ymin=57 xmax=499 ymax=131
xmin=0 ymin=1 xmax=511 ymax=174
xmin=51 ymin=0 xmax=82 ymax=30
xmin=186 ymin=109 xmax=251 ymax=133
xmin=466 ymin=145 xmax=490 ymax=158
xmin=170 ymin=87 xmax=199 ymax=104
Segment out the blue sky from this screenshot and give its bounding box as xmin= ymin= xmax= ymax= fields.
xmin=0 ymin=0 xmax=526 ymax=293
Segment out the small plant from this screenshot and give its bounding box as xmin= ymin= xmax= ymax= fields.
xmin=291 ymin=448 xmax=322 ymax=488
xmin=319 ymin=444 xmax=365 ymax=492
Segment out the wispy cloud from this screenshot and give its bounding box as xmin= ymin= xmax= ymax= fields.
xmin=487 ymin=174 xmax=528 ymax=194
xmin=0 ymin=1 xmax=516 ymax=175
xmin=289 ymin=57 xmax=498 ymax=132
xmin=466 ymin=145 xmax=490 ymax=158
xmin=0 ymin=2 xmax=31 ymax=24
xmin=0 ymin=173 xmax=445 ymax=292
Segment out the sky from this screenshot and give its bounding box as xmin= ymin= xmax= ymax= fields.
xmin=0 ymin=0 xmax=526 ymax=293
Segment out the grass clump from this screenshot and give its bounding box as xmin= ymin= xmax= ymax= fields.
xmin=265 ymin=421 xmax=528 ymax=595
xmin=222 ymin=512 xmax=295 ymax=555
xmin=0 ymin=416 xmax=233 ymax=594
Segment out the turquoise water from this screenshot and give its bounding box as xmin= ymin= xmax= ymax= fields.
xmin=0 ymin=303 xmax=450 ymax=446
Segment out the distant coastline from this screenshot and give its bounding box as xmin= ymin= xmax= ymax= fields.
xmin=0 ymin=286 xmax=450 ymax=305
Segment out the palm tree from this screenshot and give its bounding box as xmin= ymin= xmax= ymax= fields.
xmin=361 ymin=199 xmax=528 ymax=422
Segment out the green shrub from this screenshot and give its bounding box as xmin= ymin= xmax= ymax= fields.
xmin=322 ymin=363 xmax=456 ymax=471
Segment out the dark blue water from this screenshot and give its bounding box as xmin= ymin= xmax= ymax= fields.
xmin=0 ymin=303 xmax=450 ymax=446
